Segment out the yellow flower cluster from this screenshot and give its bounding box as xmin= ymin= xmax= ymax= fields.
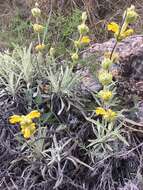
xmin=107 ymin=5 xmax=138 ymax=41
xmin=35 ymin=44 xmax=46 ymax=52
xmin=97 ymin=67 xmax=116 ymax=122
xmin=31 ymin=3 xmax=46 ymax=52
xmin=96 ymin=30 xmax=117 ymax=122
xmin=31 ymin=3 xmax=41 ymax=18
xmin=71 ymin=12 xmax=90 ymax=63
xmin=107 ymin=22 xmax=134 ymax=41
xmin=104 ymin=109 xmax=117 ymax=121
xmin=98 ymin=70 xmax=113 ymax=86
xmin=95 ymin=6 xmax=137 ymax=123
xmin=9 ymin=110 xmax=41 ymax=139
xmin=124 ymin=5 xmax=138 ymax=24
xmin=78 ymin=24 xmax=89 ymax=35
xmin=98 ymin=90 xmax=112 ymax=101
xmin=95 ymin=7 xmax=137 ymax=123
xmin=71 ymin=53 xmax=79 ymax=61
xmin=33 ymin=24 xmax=44 ymax=33
xmin=74 ymin=36 xmax=90 ymax=49
xmin=95 ymin=107 xmax=117 ymax=122
xmin=80 ymin=36 xmax=91 ymax=45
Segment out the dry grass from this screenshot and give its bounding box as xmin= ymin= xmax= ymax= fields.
xmin=0 ymin=0 xmax=143 ymax=44
xmin=0 ymin=0 xmax=30 ymax=29
xmin=0 ymin=0 xmax=15 ymax=28
xmin=82 ymin=0 xmax=143 ymax=41
xmin=27 ymin=0 xmax=143 ymax=41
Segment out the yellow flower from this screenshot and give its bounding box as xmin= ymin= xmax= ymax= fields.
xmin=80 ymin=36 xmax=91 ymax=45
xmin=9 ymin=115 xmax=22 ymax=124
xmin=27 ymin=110 xmax=41 ymax=119
xmin=9 ymin=110 xmax=41 ymax=139
xmin=21 ymin=122 xmax=36 ymax=139
xmin=78 ymin=23 xmax=89 ymax=35
xmin=95 ymin=108 xmax=117 ymax=122
xmin=9 ymin=110 xmax=41 ymax=125
xmin=20 ymin=116 xmax=32 ymax=126
xmin=103 ymin=109 xmax=117 ymax=121
xmin=98 ymin=70 xmax=113 ymax=86
xmin=35 ymin=44 xmax=46 ymax=52
xmin=121 ymin=29 xmax=134 ymax=38
xmin=33 ymin=24 xmax=44 ymax=33
xmin=95 ymin=107 xmax=106 ymax=116
xmin=98 ymin=90 xmax=112 ymax=101
xmin=107 ymin=22 xmax=119 ymax=34
xmin=101 ymin=58 xmax=113 ymax=70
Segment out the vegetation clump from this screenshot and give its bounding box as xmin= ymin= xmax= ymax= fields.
xmin=0 ymin=2 xmax=143 ymax=190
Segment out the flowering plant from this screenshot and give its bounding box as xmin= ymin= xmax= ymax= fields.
xmin=9 ymin=110 xmax=41 ymax=139
xmin=86 ymin=5 xmax=138 ymax=153
xmin=71 ymin=12 xmax=90 ymax=65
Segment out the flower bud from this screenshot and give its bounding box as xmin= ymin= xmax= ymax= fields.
xmin=104 ymin=52 xmax=119 ymax=63
xmin=103 ymin=109 xmax=117 ymax=121
xmin=124 ymin=5 xmax=138 ymax=23
xmin=98 ymin=70 xmax=113 ymax=86
xmin=49 ymin=47 xmax=55 ymax=57
xmin=71 ymin=53 xmax=79 ymax=62
xmin=82 ymin=12 xmax=88 ymax=23
xmin=33 ymin=24 xmax=44 ymax=33
xmin=95 ymin=107 xmax=106 ymax=116
xmin=121 ymin=28 xmax=134 ymax=39
xmin=35 ymin=2 xmax=39 ymax=7
xmin=74 ymin=40 xmax=81 ymax=48
xmin=31 ymin=7 xmax=41 ymax=17
xmin=101 ymin=58 xmax=113 ymax=70
xmin=78 ymin=23 xmax=89 ymax=35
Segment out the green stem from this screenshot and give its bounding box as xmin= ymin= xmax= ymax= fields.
xmin=110 ymin=10 xmax=128 ymax=60
xmin=38 ymin=33 xmax=41 ymax=44
xmin=42 ymin=0 xmax=53 ymax=44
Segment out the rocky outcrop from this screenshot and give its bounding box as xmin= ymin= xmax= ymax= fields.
xmin=83 ymin=35 xmax=143 ymax=123
xmin=89 ymin=35 xmax=143 ymax=79
xmin=86 ymin=35 xmax=143 ymax=97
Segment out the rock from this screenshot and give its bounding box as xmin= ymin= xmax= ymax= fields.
xmin=84 ymin=35 xmax=143 ymax=95
xmin=81 ymin=35 xmax=143 ymax=98
xmin=77 ymin=68 xmax=102 ymax=94
xmin=89 ymin=35 xmax=143 ymax=79
xmin=83 ymin=35 xmax=143 ymax=122
xmin=90 ymin=35 xmax=143 ymax=55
